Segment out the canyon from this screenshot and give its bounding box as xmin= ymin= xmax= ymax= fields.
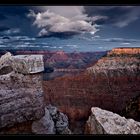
xmin=43 ymin=47 xmax=140 ymax=133
xmin=0 ymin=47 xmax=140 ymax=134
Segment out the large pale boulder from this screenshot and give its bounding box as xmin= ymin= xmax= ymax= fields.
xmin=0 ymin=52 xmax=44 ymax=74
xmin=85 ymin=107 xmax=140 ymax=134
xmin=11 ymin=55 xmax=44 ymax=74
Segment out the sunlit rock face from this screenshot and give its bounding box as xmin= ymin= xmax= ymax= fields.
xmin=0 ymin=52 xmax=45 ymax=133
xmin=85 ymin=107 xmax=140 ymax=134
xmin=87 ymin=48 xmax=140 ymax=76
xmin=107 ymin=48 xmax=140 ymax=56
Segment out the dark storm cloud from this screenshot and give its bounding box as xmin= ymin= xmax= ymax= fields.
xmin=101 ymin=38 xmax=139 ymax=43
xmin=0 ymin=6 xmax=29 ymax=17
xmin=0 ymin=26 xmax=10 ymax=32
xmin=37 ymin=31 xmax=81 ymax=39
xmin=0 ymin=26 xmax=20 ymax=36
xmin=0 ymin=6 xmax=40 ymax=37
xmin=0 ymin=13 xmax=7 ymax=20
xmin=84 ymin=6 xmax=140 ymax=27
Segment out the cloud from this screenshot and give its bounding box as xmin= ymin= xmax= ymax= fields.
xmin=33 ymin=6 xmax=85 ymax=18
xmin=0 ymin=35 xmax=36 ymax=46
xmin=79 ymin=36 xmax=140 ymax=44
xmin=3 ymin=28 xmax=20 ymax=35
xmin=0 ymin=6 xmax=29 ymax=17
xmin=0 ymin=26 xmax=10 ymax=32
xmin=12 ymin=36 xmax=36 ymax=41
xmin=28 ymin=7 xmax=100 ymax=38
xmin=0 ymin=13 xmax=7 ymax=21
xmin=85 ymin=6 xmax=140 ymax=27
xmin=121 ymin=42 xmax=131 ymax=45
xmin=65 ymin=44 xmax=79 ymax=48
xmin=100 ymin=37 xmax=139 ymax=43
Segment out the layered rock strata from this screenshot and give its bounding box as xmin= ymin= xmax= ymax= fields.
xmin=0 ymin=53 xmax=45 ymax=133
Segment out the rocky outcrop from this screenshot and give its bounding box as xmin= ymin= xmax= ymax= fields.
xmin=85 ymin=107 xmax=140 ymax=134
xmin=32 ymin=105 xmax=72 ymax=134
xmin=0 ymin=52 xmax=45 ymax=133
xmin=32 ymin=107 xmax=55 ymax=134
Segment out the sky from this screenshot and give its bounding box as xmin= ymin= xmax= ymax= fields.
xmin=0 ymin=6 xmax=140 ymax=52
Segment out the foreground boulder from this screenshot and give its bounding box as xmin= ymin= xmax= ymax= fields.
xmin=32 ymin=105 xmax=72 ymax=134
xmin=0 ymin=53 xmax=45 ymax=134
xmin=32 ymin=107 xmax=56 ymax=134
xmin=85 ymin=107 xmax=140 ymax=134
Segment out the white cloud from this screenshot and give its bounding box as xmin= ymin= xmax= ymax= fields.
xmin=28 ymin=7 xmax=100 ymax=38
xmin=35 ymin=6 xmax=85 ymax=18
xmin=12 ymin=36 xmax=36 ymax=41
xmin=121 ymin=42 xmax=131 ymax=45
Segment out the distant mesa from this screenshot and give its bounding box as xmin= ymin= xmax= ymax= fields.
xmin=108 ymin=47 xmax=140 ymax=56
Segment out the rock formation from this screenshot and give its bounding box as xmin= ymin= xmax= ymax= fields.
xmin=0 ymin=52 xmax=45 ymax=134
xmin=32 ymin=106 xmax=55 ymax=134
xmin=43 ymin=47 xmax=140 ymax=133
xmin=32 ymin=105 xmax=72 ymax=134
xmin=85 ymin=107 xmax=140 ymax=134
xmin=87 ymin=48 xmax=140 ymax=76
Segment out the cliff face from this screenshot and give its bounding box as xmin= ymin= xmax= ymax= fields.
xmin=87 ymin=48 xmax=140 ymax=76
xmin=87 ymin=57 xmax=139 ymax=76
xmin=122 ymin=95 xmax=140 ymax=121
xmin=0 ymin=53 xmax=45 ymax=134
xmin=85 ymin=107 xmax=140 ymax=134
xmin=43 ymin=48 xmax=140 ymax=133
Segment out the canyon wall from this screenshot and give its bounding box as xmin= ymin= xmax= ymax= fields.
xmin=43 ymin=48 xmax=140 ymax=131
